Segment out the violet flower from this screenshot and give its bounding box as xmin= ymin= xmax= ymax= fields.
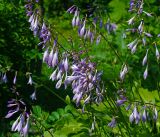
xmin=142 ymin=49 xmax=148 ymax=66
xmin=143 ymin=65 xmax=148 ymax=80
xmin=116 ymin=96 xmax=127 ymax=106
xmin=108 ymin=118 xmax=116 ymax=128
xmin=120 ymin=64 xmax=128 ymax=81
xmin=13 ymin=71 xmax=17 ymax=84
xmin=129 ymin=106 xmax=140 ymax=124
xmin=65 ymin=59 xmax=103 ymax=106
xmin=141 ymin=109 xmax=147 ymax=122
xmin=155 ymin=45 xmax=160 ymax=60
xmin=2 ymin=73 xmax=7 ymax=83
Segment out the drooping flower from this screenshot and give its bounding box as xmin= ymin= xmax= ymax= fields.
xmin=143 ymin=32 xmax=152 ymax=37
xmin=138 ymin=20 xmax=144 ymax=34
xmin=116 ymin=96 xmax=127 ymax=106
xmin=141 ymin=109 xmax=147 ymax=122
xmin=127 ymin=39 xmax=138 ymax=50
xmin=127 ymin=16 xmax=135 ymax=25
xmin=131 ymin=43 xmax=137 ymax=54
xmin=13 ymin=71 xmax=17 ymax=84
xmin=155 ymin=45 xmax=160 ymax=60
xmin=153 ymin=107 xmax=158 ymax=121
xmin=43 ymin=48 xmax=49 ymax=63
xmin=133 ymin=106 xmax=140 ymax=124
xmin=79 ymin=20 xmax=86 ymax=37
xmin=120 ymin=64 xmax=128 ymax=81
xmin=50 ymin=69 xmax=57 ymax=81
xmin=30 ymin=90 xmax=37 ymax=100
xmin=27 ymin=75 xmax=33 ymax=85
xmin=142 ymin=49 xmax=148 ymax=66
xmin=143 ymin=65 xmax=148 ymax=80
xmin=108 ymin=118 xmax=116 ymax=128
xmin=22 ymin=116 xmax=30 ymax=137
xmin=51 ymin=50 xmax=59 ymax=68
xmin=67 ymin=5 xmax=76 ymax=14
xmin=96 ymin=35 xmax=101 ymax=45
xmin=5 ymin=99 xmax=20 ymax=118
xmin=129 ymin=106 xmax=140 ymax=124
xmin=2 ymin=73 xmax=7 ymax=83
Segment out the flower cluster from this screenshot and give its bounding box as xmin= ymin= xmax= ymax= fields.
xmin=129 ymin=105 xmax=158 ymax=124
xmin=116 ymin=89 xmax=127 ymax=106
xmin=24 ymin=1 xmax=104 ymax=107
xmin=65 ymin=59 xmax=103 ymax=106
xmin=125 ymin=0 xmax=160 ymax=80
xmin=67 ymin=5 xmax=117 ymax=45
xmin=5 ymin=99 xmax=30 ymax=137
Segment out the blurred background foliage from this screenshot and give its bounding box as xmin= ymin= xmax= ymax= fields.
xmin=1 ymin=0 xmax=160 ymax=136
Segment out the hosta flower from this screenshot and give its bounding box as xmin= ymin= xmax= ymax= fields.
xmin=143 ymin=65 xmax=148 ymax=80
xmin=48 ymin=48 xmax=54 ymax=66
xmin=153 ymin=107 xmax=158 ymax=121
xmin=143 ymin=11 xmax=152 ymax=17
xmin=127 ymin=39 xmax=138 ymax=50
xmin=120 ymin=64 xmax=128 ymax=81
xmin=96 ymin=35 xmax=101 ymax=45
xmin=28 ymin=13 xmax=39 ymax=36
xmin=43 ymin=48 xmax=49 ymax=63
xmin=155 ymin=45 xmax=160 ymax=60
xmin=144 ymin=32 xmax=152 ymax=37
xmin=27 ymin=75 xmax=33 ymax=85
xmin=116 ymin=96 xmax=127 ymax=106
xmin=108 ymin=118 xmax=116 ymax=128
xmin=2 ymin=73 xmax=7 ymax=83
xmin=142 ymin=49 xmax=148 ymax=66
xmin=50 ymin=69 xmax=57 ymax=81
xmin=105 ymin=19 xmax=117 ymax=34
xmin=6 ymin=98 xmax=30 ymax=136
xmin=39 ymin=23 xmax=51 ymax=45
xmin=142 ymin=109 xmax=147 ymax=122
xmin=79 ymin=21 xmax=86 ymax=37
xmin=51 ymin=50 xmax=58 ymax=68
xmin=129 ymin=0 xmax=135 ymax=12
xmin=129 ymin=106 xmax=140 ymax=124
xmin=72 ymin=15 xmax=76 ymax=27
xmin=5 ymin=103 xmax=19 ymax=118
xmin=131 ymin=43 xmax=137 ymax=54
xmin=12 ymin=113 xmax=30 ymax=137
xmin=13 ymin=71 xmax=17 ymax=84
xmin=127 ymin=16 xmax=135 ymax=25
xmin=75 ymin=14 xmax=80 ymax=26
xmin=56 ymin=79 xmax=62 ymax=89
xmin=138 ymin=20 xmax=144 ymax=34
xmin=22 ymin=116 xmax=30 ymax=137
xmin=63 ymin=57 xmax=69 ymax=72
xmin=142 ymin=37 xmax=146 ymax=46
xmin=30 ymin=90 xmax=37 ymax=100
xmin=67 ymin=5 xmax=76 ymax=14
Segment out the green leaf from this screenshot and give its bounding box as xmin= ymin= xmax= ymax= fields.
xmin=51 ymin=112 xmax=60 ymax=120
xmin=57 ymin=108 xmax=65 ymax=117
xmin=32 ymin=105 xmax=42 ymax=117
